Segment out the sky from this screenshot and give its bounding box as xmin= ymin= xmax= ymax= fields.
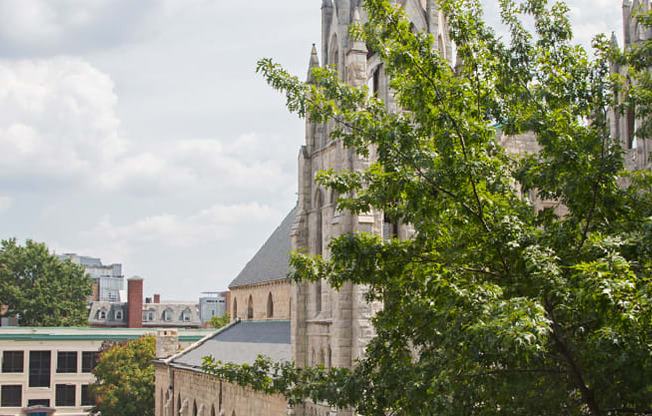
xmin=0 ymin=0 xmax=625 ymax=301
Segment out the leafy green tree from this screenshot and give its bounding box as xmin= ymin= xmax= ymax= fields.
xmin=204 ymin=0 xmax=652 ymax=415
xmin=0 ymin=238 xmax=93 ymax=326
xmin=208 ymin=312 xmax=230 ymax=329
xmin=90 ymin=335 xmax=155 ymax=416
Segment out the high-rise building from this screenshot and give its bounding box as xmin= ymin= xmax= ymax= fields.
xmin=57 ymin=254 xmax=124 ymax=302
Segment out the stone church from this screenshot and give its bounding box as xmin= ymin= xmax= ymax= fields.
xmin=290 ymin=1 xmax=452 ymax=415
xmin=154 ymin=1 xmax=650 ymax=415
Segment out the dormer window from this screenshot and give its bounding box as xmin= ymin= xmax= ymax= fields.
xmin=98 ymin=310 xmax=106 ymax=320
xmin=164 ymin=309 xmax=173 ymax=321
xmin=115 ymin=310 xmax=123 ymax=320
xmin=182 ymin=309 xmax=191 ymax=322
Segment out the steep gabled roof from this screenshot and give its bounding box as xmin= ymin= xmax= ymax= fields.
xmin=228 ymin=207 xmax=296 ymax=289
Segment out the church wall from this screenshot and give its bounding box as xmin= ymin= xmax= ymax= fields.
xmin=155 ymin=365 xmax=288 ymax=416
xmin=229 ymin=279 xmax=291 ymax=321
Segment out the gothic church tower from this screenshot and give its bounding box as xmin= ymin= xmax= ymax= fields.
xmin=290 ymin=1 xmax=453 ymax=415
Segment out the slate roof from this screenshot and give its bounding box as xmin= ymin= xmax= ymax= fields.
xmin=228 ymin=207 xmax=296 ymax=289
xmin=170 ymin=320 xmax=291 ymax=368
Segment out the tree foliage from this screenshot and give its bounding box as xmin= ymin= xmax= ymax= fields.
xmin=204 ymin=0 xmax=652 ymax=415
xmin=208 ymin=313 xmax=230 ymax=329
xmin=90 ymin=335 xmax=155 ymax=416
xmin=0 ymin=238 xmax=93 ymax=327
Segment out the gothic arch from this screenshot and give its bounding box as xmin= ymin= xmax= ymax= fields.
xmin=211 ymin=405 xmax=216 ymax=416
xmin=247 ymin=295 xmax=254 ymax=320
xmin=160 ymin=390 xmax=164 ymax=416
xmin=193 ymin=400 xmax=198 ymax=416
xmin=177 ymin=394 xmax=182 ymax=416
xmin=232 ymin=298 xmax=237 ymax=319
xmin=267 ymin=292 xmax=274 ymax=318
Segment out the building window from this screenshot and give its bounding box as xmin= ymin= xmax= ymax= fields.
xmin=56 ymin=384 xmax=76 ymax=407
xmin=115 ymin=310 xmax=123 ymax=320
xmin=98 ymin=310 xmax=106 ymax=320
xmin=1 ymin=385 xmax=21 ymax=407
xmin=142 ymin=311 xmax=148 ymax=321
xmin=29 ymin=351 xmax=51 ymax=388
xmin=164 ymin=309 xmax=173 ymax=321
xmin=2 ymin=351 xmax=24 ymax=373
xmin=233 ymin=298 xmax=238 ymax=318
xmin=149 ymin=311 xmax=154 ymax=321
xmin=57 ymin=352 xmax=77 ymax=373
xmin=81 ymin=385 xmax=93 ymax=406
xmin=267 ymin=293 xmax=274 ymax=318
xmin=82 ymin=351 xmax=99 ymax=373
xmin=27 ymin=399 xmax=49 ymax=407
xmin=247 ymin=295 xmax=254 ymax=320
xmin=182 ymin=309 xmax=191 ymax=322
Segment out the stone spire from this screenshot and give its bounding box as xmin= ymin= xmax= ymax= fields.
xmin=349 ymin=8 xmax=367 ymax=54
xmin=346 ymin=8 xmax=368 ymax=88
xmin=307 ymin=44 xmax=320 ymax=83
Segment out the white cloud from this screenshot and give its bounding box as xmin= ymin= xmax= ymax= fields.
xmin=0 ymin=57 xmax=125 ymax=182
xmin=84 ymin=202 xmax=280 ymax=249
xmin=0 ymin=0 xmax=162 ymax=56
xmin=0 ymin=196 xmax=14 ymax=213
xmin=99 ymin=135 xmax=293 ymax=196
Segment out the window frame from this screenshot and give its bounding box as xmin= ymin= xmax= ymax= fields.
xmin=55 ymin=384 xmax=76 ymax=407
xmin=81 ymin=385 xmax=93 ymax=406
xmin=81 ymin=351 xmax=99 ymax=373
xmin=57 ymin=351 xmax=78 ymax=373
xmin=2 ymin=351 xmax=24 ymax=373
xmin=1 ymin=385 xmax=21 ymax=407
xmin=28 ymin=350 xmax=51 ymax=388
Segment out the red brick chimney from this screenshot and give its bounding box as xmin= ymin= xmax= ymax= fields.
xmin=154 ymin=294 xmax=161 ymax=304
xmin=127 ymin=277 xmax=144 ymax=328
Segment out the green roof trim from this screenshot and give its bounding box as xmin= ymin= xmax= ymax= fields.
xmin=0 ymin=334 xmax=207 ymax=342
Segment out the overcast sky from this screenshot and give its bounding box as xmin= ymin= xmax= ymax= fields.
xmin=0 ymin=0 xmax=624 ymax=301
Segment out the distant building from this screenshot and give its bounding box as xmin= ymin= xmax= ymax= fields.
xmin=57 ymin=253 xmax=124 ymax=302
xmin=198 ymin=292 xmax=229 ymax=323
xmin=0 ymin=326 xmax=212 ymax=416
xmin=88 ymin=278 xmax=202 ymax=329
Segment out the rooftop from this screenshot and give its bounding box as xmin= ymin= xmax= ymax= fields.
xmin=229 ymin=207 xmax=296 ymax=289
xmin=167 ymin=319 xmax=291 ymax=369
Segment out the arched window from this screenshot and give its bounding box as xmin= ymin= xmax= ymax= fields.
xmin=115 ymin=310 xmax=123 ymax=320
xmin=232 ymin=411 xmax=236 ymax=416
xmin=211 ymin=405 xmax=216 ymax=416
xmin=267 ymin=293 xmax=274 ymax=318
xmin=160 ymin=390 xmax=164 ymax=416
xmin=166 ymin=391 xmax=171 ymax=416
xmin=182 ymin=309 xmax=192 ymax=322
xmin=98 ymin=310 xmax=106 ymax=320
xmin=193 ymin=400 xmax=198 ymax=416
xmin=164 ymin=309 xmax=173 ymax=321
xmin=318 ymin=348 xmax=325 ymax=366
xmin=177 ymin=394 xmax=182 ymax=416
xmin=232 ymin=298 xmax=237 ymax=319
xmin=328 ymin=346 xmax=332 ymax=369
xmin=247 ymin=295 xmax=254 ymax=320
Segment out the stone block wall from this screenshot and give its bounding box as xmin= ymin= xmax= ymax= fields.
xmin=156 ymin=365 xmax=288 ymax=416
xmin=230 ymin=279 xmax=291 ymax=321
